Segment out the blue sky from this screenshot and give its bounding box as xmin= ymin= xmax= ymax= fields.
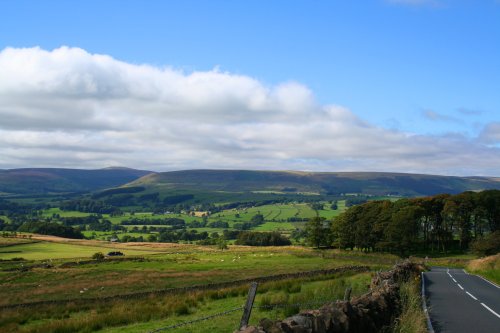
xmin=0 ymin=0 xmax=499 ymax=175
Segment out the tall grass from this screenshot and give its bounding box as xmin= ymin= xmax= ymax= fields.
xmin=466 ymin=254 xmax=500 ymax=284
xmin=391 ymin=277 xmax=427 ymax=333
xmin=0 ymin=272 xmax=371 ymax=333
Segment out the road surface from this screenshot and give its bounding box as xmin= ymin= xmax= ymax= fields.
xmin=423 ymin=267 xmax=500 ymax=333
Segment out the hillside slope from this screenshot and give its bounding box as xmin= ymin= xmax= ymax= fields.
xmin=0 ymin=167 xmax=152 ymax=195
xmin=128 ymin=170 xmax=500 ymax=196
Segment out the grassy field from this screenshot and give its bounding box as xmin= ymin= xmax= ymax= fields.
xmin=0 ymin=235 xmax=374 ymax=333
xmin=0 ymin=235 xmax=387 ymax=333
xmin=40 ymin=201 xmax=347 ymax=239
xmin=0 ymin=215 xmax=11 ymax=224
xmin=0 ymin=236 xmax=38 ymax=247
xmin=0 ymin=233 xmax=482 ymax=333
xmin=466 ymin=254 xmax=500 ymax=284
xmin=0 ymin=237 xmax=396 ymax=306
xmin=0 ymin=240 xmax=163 ymax=260
xmin=0 ymin=270 xmax=372 ymax=333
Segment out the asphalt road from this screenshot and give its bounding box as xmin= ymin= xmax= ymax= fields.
xmin=423 ymin=267 xmax=500 ymax=333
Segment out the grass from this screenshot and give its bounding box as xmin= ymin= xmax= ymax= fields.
xmin=0 ymin=240 xmax=394 ymax=306
xmin=466 ymin=254 xmax=500 ymax=285
xmin=0 ymin=241 xmax=161 ymax=261
xmin=391 ymin=277 xmax=427 ymax=333
xmin=0 ymin=215 xmax=12 ymax=224
xmin=411 ymin=253 xmax=476 ymax=268
xmin=39 ymin=201 xmax=347 ymax=236
xmin=0 ymin=237 xmax=38 ymax=247
xmin=0 ymin=232 xmax=474 ymax=333
xmin=1 ymin=271 xmax=372 ymax=333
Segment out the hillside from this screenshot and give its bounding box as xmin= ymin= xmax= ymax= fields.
xmin=0 ymin=167 xmax=152 ymax=196
xmin=128 ymin=169 xmax=500 ymax=197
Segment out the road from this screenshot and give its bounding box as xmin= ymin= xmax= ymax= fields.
xmin=422 ymin=267 xmax=500 ymax=333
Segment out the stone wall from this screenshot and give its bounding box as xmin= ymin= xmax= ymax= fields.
xmin=238 ymin=260 xmax=422 ymax=333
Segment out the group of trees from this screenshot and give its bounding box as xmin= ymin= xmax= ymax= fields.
xmin=306 ymin=190 xmax=500 ymax=255
xmin=120 ymin=217 xmax=186 ymax=227
xmin=17 ymin=221 xmax=84 ymax=239
xmin=60 ymin=199 xmax=121 ymax=215
xmin=235 ymin=231 xmax=291 ymax=246
xmin=233 ymin=214 xmax=265 ymax=230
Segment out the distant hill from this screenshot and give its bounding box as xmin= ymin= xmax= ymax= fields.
xmin=128 ymin=170 xmax=500 ymax=197
xmin=0 ymin=168 xmax=152 ymax=195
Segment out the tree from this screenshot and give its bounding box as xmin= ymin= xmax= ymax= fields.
xmin=332 ymin=206 xmax=360 ymax=249
xmin=384 ymin=202 xmax=423 ymax=256
xmin=306 ymin=216 xmax=329 ymax=248
xmin=470 ymin=231 xmax=500 ymax=256
xmin=477 ymin=190 xmax=500 ymax=232
xmin=251 ymin=214 xmax=265 ymax=225
xmin=310 ymin=202 xmax=324 ymax=211
xmin=217 ymin=238 xmax=228 ymax=250
xmin=92 ymin=252 xmax=105 ymax=260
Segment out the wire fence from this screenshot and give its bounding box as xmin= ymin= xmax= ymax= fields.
xmin=148 ymin=306 xmax=244 ymax=333
xmin=146 ymin=296 xmax=343 ymax=332
xmin=145 ymin=285 xmax=383 ymax=332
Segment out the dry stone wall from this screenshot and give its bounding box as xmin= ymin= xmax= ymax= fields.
xmin=238 ymin=260 xmax=422 ymax=333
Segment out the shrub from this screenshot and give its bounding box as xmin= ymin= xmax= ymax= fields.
xmin=107 ymin=251 xmax=124 ymax=256
xmin=92 ymin=252 xmax=105 ymax=260
xmin=470 ymin=231 xmax=500 ymax=256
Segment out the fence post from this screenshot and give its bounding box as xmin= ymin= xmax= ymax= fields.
xmin=343 ymin=287 xmax=352 ymax=301
xmin=239 ymin=282 xmax=258 ymax=330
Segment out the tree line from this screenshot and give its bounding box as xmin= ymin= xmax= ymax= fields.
xmin=307 ymin=190 xmax=500 ymax=255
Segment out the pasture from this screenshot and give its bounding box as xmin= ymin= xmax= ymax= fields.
xmin=0 ymin=240 xmax=161 ymax=261
xmin=0 ymin=234 xmax=478 ymax=333
xmin=39 ymin=201 xmax=347 ymax=242
xmin=0 ymin=237 xmax=396 ymax=305
xmin=0 ymin=235 xmax=385 ymax=333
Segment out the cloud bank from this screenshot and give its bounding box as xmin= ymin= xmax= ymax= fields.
xmin=0 ymin=46 xmax=499 ymax=176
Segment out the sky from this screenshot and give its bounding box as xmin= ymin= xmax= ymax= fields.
xmin=0 ymin=0 xmax=499 ymax=176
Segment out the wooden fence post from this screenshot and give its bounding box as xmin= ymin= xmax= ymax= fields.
xmin=239 ymin=282 xmax=258 ymax=330
xmin=343 ymin=286 xmax=352 ymax=301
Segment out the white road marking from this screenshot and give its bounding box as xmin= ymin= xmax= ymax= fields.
xmin=457 ymin=284 xmax=464 ymax=290
xmin=475 ymin=275 xmax=500 ymax=289
xmin=481 ymin=303 xmax=500 ymax=319
xmin=466 ymin=291 xmax=478 ymax=300
xmin=462 ymin=269 xmax=500 ymax=288
xmin=452 ymin=278 xmax=457 ymax=283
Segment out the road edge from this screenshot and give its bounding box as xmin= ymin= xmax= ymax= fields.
xmin=421 ymin=272 xmax=435 ymax=333
xmin=462 ymin=269 xmax=500 ymax=289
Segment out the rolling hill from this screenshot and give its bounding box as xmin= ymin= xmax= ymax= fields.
xmin=2 ymin=168 xmax=499 ymax=198
xmin=0 ymin=167 xmax=152 ymax=196
xmin=127 ymin=169 xmax=500 ymax=197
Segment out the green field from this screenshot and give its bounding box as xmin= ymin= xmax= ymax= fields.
xmin=0 ymin=240 xmax=163 ymax=260
xmin=0 ymin=233 xmax=481 ymax=333
xmin=37 ymin=201 xmax=347 ymax=241
xmin=0 ymin=238 xmax=396 ymax=305
xmin=0 ymin=236 xmax=385 ymax=333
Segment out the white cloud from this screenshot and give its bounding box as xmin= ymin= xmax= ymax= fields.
xmin=422 ymin=109 xmax=460 ymax=123
xmin=0 ymin=46 xmax=499 ymax=176
xmin=479 ymin=122 xmax=500 ymax=144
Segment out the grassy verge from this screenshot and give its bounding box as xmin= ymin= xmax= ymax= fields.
xmin=391 ymin=276 xmax=427 ymax=333
xmin=466 ymin=254 xmax=500 ymax=285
